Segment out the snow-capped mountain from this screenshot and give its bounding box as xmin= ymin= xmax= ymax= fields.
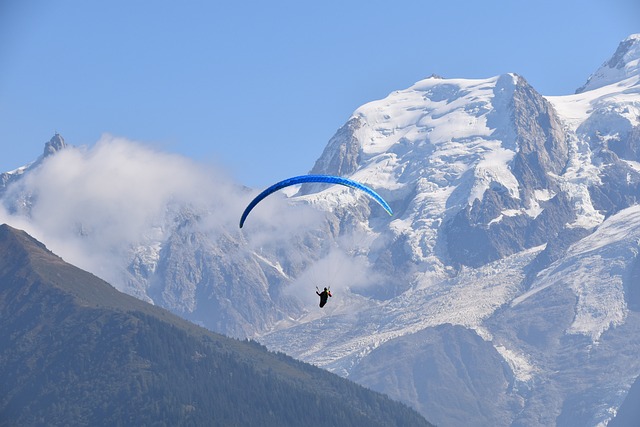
xmin=0 ymin=132 xmax=66 ymax=194
xmin=2 ymin=34 xmax=640 ymax=426
xmin=576 ymin=33 xmax=640 ymax=93
xmin=260 ymin=33 xmax=640 ymax=426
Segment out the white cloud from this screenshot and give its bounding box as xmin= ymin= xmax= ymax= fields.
xmin=1 ymin=135 xmax=243 ymax=284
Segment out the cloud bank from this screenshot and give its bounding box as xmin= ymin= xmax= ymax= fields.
xmin=0 ymin=135 xmax=251 ymax=285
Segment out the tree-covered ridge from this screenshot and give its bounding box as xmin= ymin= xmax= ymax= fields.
xmin=0 ymin=224 xmax=433 ymax=427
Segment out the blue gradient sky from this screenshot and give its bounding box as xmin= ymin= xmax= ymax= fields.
xmin=1 ymin=0 xmax=638 ymax=187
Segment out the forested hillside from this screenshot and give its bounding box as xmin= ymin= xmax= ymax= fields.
xmin=0 ymin=224 xmax=432 ymax=427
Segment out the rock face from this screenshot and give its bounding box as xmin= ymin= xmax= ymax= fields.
xmin=0 ymin=133 xmax=66 ymax=194
xmin=576 ymin=34 xmax=640 ymax=93
xmin=310 ymin=117 xmax=364 ymax=177
xmin=443 ymin=75 xmax=572 ymax=267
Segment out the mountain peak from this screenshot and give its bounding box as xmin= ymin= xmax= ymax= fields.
xmin=0 ymin=134 xmax=68 ymax=192
xmin=576 ymin=33 xmax=640 ymax=93
xmin=43 ymin=133 xmax=67 ymax=158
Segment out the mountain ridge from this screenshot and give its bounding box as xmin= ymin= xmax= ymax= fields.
xmin=576 ymin=33 xmax=640 ymax=93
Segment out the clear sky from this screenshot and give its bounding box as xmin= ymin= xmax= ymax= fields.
xmin=1 ymin=0 xmax=638 ymax=188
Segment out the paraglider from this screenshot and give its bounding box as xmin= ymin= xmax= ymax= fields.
xmin=239 ymin=174 xmax=392 ymax=308
xmin=238 ymin=174 xmax=393 ymax=228
xmin=316 ymin=286 xmax=332 ymax=308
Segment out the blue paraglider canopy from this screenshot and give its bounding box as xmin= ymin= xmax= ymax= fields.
xmin=239 ymin=174 xmax=393 ymax=228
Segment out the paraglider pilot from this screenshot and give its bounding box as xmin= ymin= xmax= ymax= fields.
xmin=316 ymin=287 xmax=332 ymax=308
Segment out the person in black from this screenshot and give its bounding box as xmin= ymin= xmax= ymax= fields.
xmin=316 ymin=287 xmax=332 ymax=308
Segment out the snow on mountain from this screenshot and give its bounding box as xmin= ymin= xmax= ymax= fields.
xmin=513 ymin=205 xmax=640 ymax=341
xmin=2 ymin=34 xmax=640 ymax=426
xmin=576 ymin=34 xmax=640 ymax=93
xmin=351 ymin=73 xmax=521 ymax=211
xmin=259 ymin=243 xmax=541 ymax=372
xmin=0 ymin=133 xmax=66 ymax=194
xmin=261 ymin=34 xmax=640 ymax=426
xmin=306 ymin=72 xmax=570 ymax=271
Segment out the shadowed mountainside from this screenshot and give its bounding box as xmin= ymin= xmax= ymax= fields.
xmin=0 ymin=223 xmax=433 ymax=427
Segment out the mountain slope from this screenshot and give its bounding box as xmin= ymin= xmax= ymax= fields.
xmin=576 ymin=33 xmax=640 ymax=93
xmin=0 ymin=223 xmax=433 ymax=427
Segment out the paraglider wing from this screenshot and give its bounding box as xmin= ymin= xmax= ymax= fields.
xmin=239 ymin=174 xmax=393 ymax=228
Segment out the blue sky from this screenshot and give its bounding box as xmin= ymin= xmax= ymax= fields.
xmin=1 ymin=0 xmax=638 ymax=188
